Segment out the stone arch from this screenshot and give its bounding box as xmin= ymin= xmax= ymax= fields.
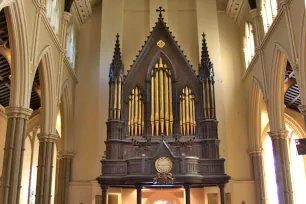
xmin=4 ymin=0 xmax=31 ymax=108
xmin=249 ymin=77 xmax=266 ymax=150
xmin=59 ymin=79 xmax=74 ymax=152
xmin=145 ymin=191 xmax=181 ymax=204
xmin=35 ymin=46 xmax=57 ymax=134
xmin=267 ymin=45 xmax=289 ymax=131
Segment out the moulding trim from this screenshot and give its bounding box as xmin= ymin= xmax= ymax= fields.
xmin=64 ymin=55 xmax=78 ymax=84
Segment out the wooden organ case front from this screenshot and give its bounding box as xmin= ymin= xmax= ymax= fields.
xmin=97 ymin=8 xmax=230 ymax=204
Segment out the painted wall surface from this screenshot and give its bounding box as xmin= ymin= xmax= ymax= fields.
xmin=218 ymin=12 xmax=253 ymax=180
xmin=72 ymin=4 xmax=102 ymax=182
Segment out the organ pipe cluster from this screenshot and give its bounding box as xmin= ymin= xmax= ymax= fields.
xmin=150 ymin=57 xmax=173 ymax=136
xmin=128 ymin=87 xmax=144 ymax=136
xmin=200 ymin=33 xmax=216 ymax=120
xmin=180 ymin=87 xmax=196 ymax=135
xmin=108 ymin=34 xmax=124 ymax=121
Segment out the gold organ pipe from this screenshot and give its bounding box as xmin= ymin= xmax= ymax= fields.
xmin=210 ymin=83 xmax=215 ymax=119
xmin=186 ymin=88 xmax=190 ymax=135
xmin=159 ymin=58 xmax=164 ymax=134
xmin=151 ymin=72 xmax=155 ymax=136
xmin=164 ymin=66 xmax=169 ymax=136
xmin=206 ymin=80 xmax=211 ymax=119
xmin=192 ymin=96 xmax=196 ymax=134
xmin=128 ymin=95 xmax=131 ymax=135
xmin=142 ymin=101 xmax=144 ymax=135
xmin=138 ymin=93 xmax=142 ymax=135
xmin=114 ymin=78 xmax=118 ymax=120
xmin=131 ymin=89 xmax=135 ymax=136
xmin=117 ymin=78 xmax=122 ymax=120
xmin=180 ymin=96 xmax=183 ymax=135
xmin=182 ymin=89 xmax=186 ymax=136
xmin=134 ymin=87 xmax=139 ymax=135
xmin=154 ymin=63 xmax=159 ymax=136
xmin=202 ymin=82 xmax=207 ymax=119
xmin=189 ymin=90 xmax=193 ymax=135
xmin=169 ymin=77 xmax=173 ymax=135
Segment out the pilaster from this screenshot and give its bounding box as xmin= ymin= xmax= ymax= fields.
xmin=249 ymin=9 xmax=264 ymax=48
xmin=61 ymin=12 xmax=72 ymax=48
xmin=54 ymin=153 xmax=74 ymax=204
xmin=249 ymin=148 xmax=266 ymax=204
xmin=35 ymin=133 xmax=58 ymax=204
xmin=268 ymin=130 xmax=294 ymax=204
xmin=0 ymin=107 xmax=32 ymax=204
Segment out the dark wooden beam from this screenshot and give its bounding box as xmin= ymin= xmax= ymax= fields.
xmin=64 ymin=0 xmax=74 ymax=12
xmin=248 ymin=0 xmax=257 ymax=9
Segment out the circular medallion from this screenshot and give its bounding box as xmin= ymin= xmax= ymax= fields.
xmin=155 ymin=157 xmax=172 ymax=173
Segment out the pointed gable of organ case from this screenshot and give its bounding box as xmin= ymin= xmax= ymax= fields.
xmin=97 ymin=7 xmax=230 ymax=203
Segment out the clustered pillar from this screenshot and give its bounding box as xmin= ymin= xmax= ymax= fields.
xmin=54 ymin=153 xmax=74 ymax=204
xmin=0 ymin=107 xmax=32 ymax=204
xmin=268 ymin=130 xmax=294 ymax=204
xmin=249 ymin=148 xmax=266 ymax=204
xmin=35 ymin=133 xmax=58 ymax=204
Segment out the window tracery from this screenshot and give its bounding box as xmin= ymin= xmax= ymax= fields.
xmin=262 ymin=0 xmax=278 ymax=33
xmin=243 ymin=22 xmax=255 ymax=68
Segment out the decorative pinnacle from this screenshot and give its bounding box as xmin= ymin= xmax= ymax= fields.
xmin=156 ymin=6 xmax=165 ymax=19
xmin=109 ymin=33 xmax=124 ymax=80
xmin=199 ymin=33 xmax=214 ymax=81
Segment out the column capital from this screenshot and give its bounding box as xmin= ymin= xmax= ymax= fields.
xmin=249 ymin=148 xmax=263 ymax=156
xmin=38 ymin=133 xmax=58 ymax=142
xmin=58 ymin=152 xmax=75 ymax=159
xmin=268 ymin=129 xmax=288 ymax=140
xmin=62 ymin=11 xmax=72 ymax=23
xmin=249 ymin=8 xmax=260 ymax=18
xmin=298 ymin=105 xmax=306 ymax=116
xmin=5 ymin=107 xmax=33 ymax=119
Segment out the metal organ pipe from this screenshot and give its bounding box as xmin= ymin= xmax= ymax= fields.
xmin=180 ymin=87 xmax=196 ymax=136
xmin=150 ymin=57 xmax=173 ymax=136
xmin=128 ymin=87 xmax=144 ymax=136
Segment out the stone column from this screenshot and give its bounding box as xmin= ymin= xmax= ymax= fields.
xmin=298 ymin=105 xmax=306 ymax=128
xmin=249 ymin=8 xmax=264 ymax=48
xmin=136 ymin=185 xmax=142 ymax=204
xmin=268 ymin=130 xmax=294 ymax=204
xmin=184 ymin=185 xmax=191 ymax=204
xmin=35 ymin=133 xmax=58 ymax=204
xmin=54 ymin=153 xmax=74 ymax=204
xmin=101 ymin=186 xmax=108 ymax=204
xmin=250 ymin=148 xmax=266 ymax=204
xmin=0 ymin=107 xmax=32 ymax=204
xmin=218 ymin=184 xmax=225 ymax=204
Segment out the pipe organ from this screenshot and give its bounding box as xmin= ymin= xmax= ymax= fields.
xmin=128 ymin=87 xmax=144 ymax=136
xmin=150 ymin=57 xmax=173 ymax=136
xmin=180 ymin=87 xmax=196 ymax=136
xmin=100 ymin=11 xmax=229 ymax=199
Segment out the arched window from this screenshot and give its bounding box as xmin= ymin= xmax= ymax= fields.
xmin=66 ymin=24 xmax=77 ymax=68
xmin=262 ymin=0 xmax=278 ymax=33
xmin=243 ymin=22 xmax=255 ymax=68
xmin=263 ymin=124 xmax=306 ymax=204
xmin=46 ymin=0 xmax=60 ymax=34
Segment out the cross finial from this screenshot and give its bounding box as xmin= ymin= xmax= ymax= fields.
xmin=156 ymin=6 xmax=165 ymax=19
